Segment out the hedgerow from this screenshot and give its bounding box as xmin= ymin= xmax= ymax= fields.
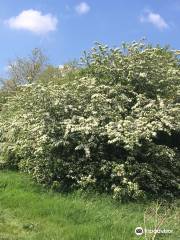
xmin=0 ymin=41 xmax=180 ymax=201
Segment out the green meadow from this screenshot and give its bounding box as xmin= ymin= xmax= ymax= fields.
xmin=0 ymin=171 xmax=179 ymax=240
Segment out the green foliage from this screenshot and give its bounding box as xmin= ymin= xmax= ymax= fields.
xmin=0 ymin=41 xmax=180 ymax=201
xmin=1 ymin=48 xmax=47 ymax=91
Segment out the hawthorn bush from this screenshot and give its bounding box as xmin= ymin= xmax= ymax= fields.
xmin=0 ymin=41 xmax=180 ymax=201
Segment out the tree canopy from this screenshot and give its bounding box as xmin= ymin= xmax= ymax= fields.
xmin=0 ymin=41 xmax=179 ymax=201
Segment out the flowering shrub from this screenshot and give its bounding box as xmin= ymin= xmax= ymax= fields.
xmin=0 ymin=41 xmax=179 ymax=201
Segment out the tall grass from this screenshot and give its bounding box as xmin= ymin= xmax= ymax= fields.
xmin=0 ymin=171 xmax=179 ymax=240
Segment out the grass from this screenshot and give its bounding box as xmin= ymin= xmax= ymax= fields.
xmin=0 ymin=171 xmax=179 ymax=240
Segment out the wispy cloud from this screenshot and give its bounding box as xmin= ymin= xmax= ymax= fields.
xmin=140 ymin=11 xmax=168 ymax=30
xmin=5 ymin=9 xmax=58 ymax=35
xmin=75 ymin=2 xmax=90 ymax=15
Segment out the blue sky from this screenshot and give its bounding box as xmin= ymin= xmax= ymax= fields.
xmin=0 ymin=0 xmax=180 ymax=76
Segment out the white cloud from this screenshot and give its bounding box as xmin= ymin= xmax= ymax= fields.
xmin=140 ymin=11 xmax=168 ymax=30
xmin=5 ymin=9 xmax=58 ymax=34
xmin=75 ymin=2 xmax=90 ymax=15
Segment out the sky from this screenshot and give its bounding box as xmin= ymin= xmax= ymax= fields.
xmin=0 ymin=0 xmax=180 ymax=77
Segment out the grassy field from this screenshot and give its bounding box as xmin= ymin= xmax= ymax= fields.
xmin=0 ymin=171 xmax=179 ymax=240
